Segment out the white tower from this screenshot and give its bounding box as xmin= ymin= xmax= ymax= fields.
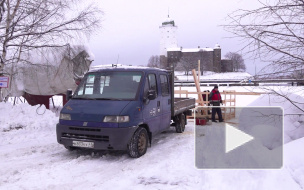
xmin=159 ymin=15 xmax=178 ymax=56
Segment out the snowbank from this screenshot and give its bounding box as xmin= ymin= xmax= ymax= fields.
xmin=248 ymin=93 xmax=304 ymax=143
xmin=0 ymin=102 xmax=57 ymax=133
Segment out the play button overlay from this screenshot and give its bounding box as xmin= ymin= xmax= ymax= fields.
xmin=225 ymin=124 xmax=254 ymax=153
xmin=195 ymin=107 xmax=283 ymax=169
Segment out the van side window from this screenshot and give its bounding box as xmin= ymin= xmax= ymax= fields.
xmin=144 ymin=74 xmax=158 ymax=99
xmin=148 ymin=74 xmax=158 ymax=95
xmin=160 ymin=74 xmax=169 ymax=96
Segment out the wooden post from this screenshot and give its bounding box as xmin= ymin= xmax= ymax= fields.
xmin=179 ymin=86 xmax=181 ymax=97
xmin=192 ymin=69 xmax=203 ymax=105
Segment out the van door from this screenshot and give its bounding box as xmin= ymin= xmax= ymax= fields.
xmin=142 ymin=73 xmax=162 ymax=134
xmin=159 ymin=74 xmax=171 ymax=131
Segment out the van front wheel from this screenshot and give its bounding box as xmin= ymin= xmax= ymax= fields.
xmin=128 ymin=127 xmax=148 ymax=158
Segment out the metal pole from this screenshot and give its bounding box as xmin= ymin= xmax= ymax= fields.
xmin=255 ymin=62 xmax=256 ymax=77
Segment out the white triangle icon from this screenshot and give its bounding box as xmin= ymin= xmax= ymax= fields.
xmin=225 ymin=123 xmax=254 ymax=153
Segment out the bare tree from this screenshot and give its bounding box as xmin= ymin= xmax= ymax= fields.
xmin=224 ymin=52 xmax=246 ymax=72
xmin=224 ymin=0 xmax=304 ymax=76
xmin=159 ymin=55 xmax=168 ymax=69
xmin=147 ymin=55 xmax=160 ymax=68
xmin=147 ymin=55 xmax=168 ymax=69
xmin=0 ymin=0 xmax=102 ymax=101
xmin=224 ymin=0 xmax=304 ymax=117
xmin=221 ymin=59 xmax=233 ymax=72
xmin=176 ymin=55 xmax=198 ymax=76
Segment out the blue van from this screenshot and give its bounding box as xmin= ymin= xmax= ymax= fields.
xmin=56 ymin=66 xmax=195 ymax=158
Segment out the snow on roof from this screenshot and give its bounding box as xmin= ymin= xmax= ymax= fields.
xmin=202 ymin=48 xmax=214 ymax=52
xmin=181 ymin=48 xmax=200 ymax=52
xmin=167 ymin=47 xmax=181 ymax=51
xmin=167 ymin=47 xmax=214 ymax=52
xmin=182 ymin=48 xmax=214 ymax=52
xmin=164 ymin=16 xmax=174 ymax=23
xmin=80 ymin=44 xmax=95 ymax=60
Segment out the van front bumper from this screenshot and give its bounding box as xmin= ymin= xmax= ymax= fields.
xmin=56 ymin=124 xmax=138 ymax=150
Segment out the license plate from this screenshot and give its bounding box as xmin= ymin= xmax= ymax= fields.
xmin=72 ymin=141 xmax=94 ymax=148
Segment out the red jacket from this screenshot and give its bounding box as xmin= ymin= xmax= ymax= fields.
xmin=210 ymin=89 xmax=222 ymax=102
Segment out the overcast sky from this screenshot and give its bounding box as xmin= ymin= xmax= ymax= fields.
xmin=88 ymin=0 xmax=264 ymax=75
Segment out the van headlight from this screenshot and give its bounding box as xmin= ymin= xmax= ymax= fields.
xmin=103 ymin=116 xmax=129 ymax=123
xmin=60 ymin=113 xmax=71 ymax=120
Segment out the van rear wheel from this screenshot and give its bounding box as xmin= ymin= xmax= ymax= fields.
xmin=175 ymin=113 xmax=185 ymax=133
xmin=128 ymin=127 xmax=148 ymax=158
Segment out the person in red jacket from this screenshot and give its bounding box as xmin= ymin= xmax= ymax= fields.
xmin=209 ymin=85 xmax=224 ymax=122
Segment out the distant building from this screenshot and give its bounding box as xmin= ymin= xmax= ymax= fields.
xmin=159 ymin=15 xmax=178 ymax=56
xmin=159 ymin=15 xmax=225 ymax=73
xmin=167 ymin=45 xmax=222 ymax=72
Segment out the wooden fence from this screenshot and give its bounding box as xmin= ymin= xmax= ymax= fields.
xmin=174 ymin=87 xmax=264 ymax=121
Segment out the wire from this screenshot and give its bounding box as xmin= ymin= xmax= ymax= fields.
xmin=36 ymin=104 xmax=46 ymax=115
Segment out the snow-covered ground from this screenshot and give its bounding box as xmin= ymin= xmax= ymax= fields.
xmin=1 ymin=86 xmax=304 ymax=189
xmin=176 ymin=71 xmax=252 ymax=81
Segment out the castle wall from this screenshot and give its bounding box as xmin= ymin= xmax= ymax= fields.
xmin=213 ymin=48 xmax=221 ymax=72
xmin=167 ymin=48 xmax=221 ymax=73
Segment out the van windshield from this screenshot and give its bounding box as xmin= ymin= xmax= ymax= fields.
xmin=73 ymin=71 xmax=142 ymax=100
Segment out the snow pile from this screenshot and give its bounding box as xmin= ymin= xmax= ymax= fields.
xmin=206 ymin=137 xmax=304 ymax=189
xmin=0 ymin=102 xmax=57 ymax=133
xmin=284 ymin=137 xmax=304 ymax=188
xmin=0 ymin=103 xmax=58 ymax=152
xmin=248 ymin=93 xmax=304 ymax=143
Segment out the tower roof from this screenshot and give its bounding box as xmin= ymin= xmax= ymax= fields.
xmin=162 ymin=15 xmax=175 ymax=26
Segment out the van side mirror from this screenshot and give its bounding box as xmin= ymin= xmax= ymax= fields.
xmin=66 ymin=89 xmax=73 ymax=101
xmin=147 ymin=90 xmax=156 ymax=100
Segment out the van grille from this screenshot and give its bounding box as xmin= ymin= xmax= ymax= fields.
xmin=62 ymin=132 xmax=109 ymax=142
xmin=69 ymin=127 xmax=101 ymax=132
